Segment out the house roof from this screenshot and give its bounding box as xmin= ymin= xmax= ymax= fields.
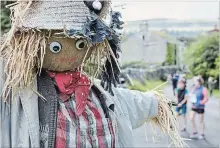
xmin=151 ymin=31 xmax=181 ymax=45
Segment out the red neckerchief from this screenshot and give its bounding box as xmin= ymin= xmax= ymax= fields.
xmin=48 ymin=71 xmax=90 ymax=116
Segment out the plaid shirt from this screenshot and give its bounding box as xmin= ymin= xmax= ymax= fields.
xmin=55 ymin=91 xmax=115 ymax=148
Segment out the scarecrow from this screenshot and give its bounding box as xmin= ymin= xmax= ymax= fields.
xmin=0 ymin=0 xmax=185 ymax=147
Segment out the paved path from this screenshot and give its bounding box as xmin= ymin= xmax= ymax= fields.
xmin=132 ymin=80 xmax=220 ymax=147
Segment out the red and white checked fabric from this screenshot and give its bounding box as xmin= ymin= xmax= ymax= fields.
xmin=48 ymin=71 xmax=91 ymax=116
xmin=55 ymin=92 xmax=115 ymax=148
xmin=47 ymin=71 xmax=115 ymax=148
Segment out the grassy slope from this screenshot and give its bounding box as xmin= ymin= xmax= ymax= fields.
xmin=213 ymin=89 xmax=220 ymax=98
xmin=127 ymin=80 xmax=167 ymax=92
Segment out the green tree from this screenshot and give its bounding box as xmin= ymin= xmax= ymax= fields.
xmin=184 ymin=32 xmax=219 ymax=81
xmin=165 ymin=43 xmax=175 ymax=65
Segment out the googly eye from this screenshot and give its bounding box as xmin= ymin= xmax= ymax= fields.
xmin=76 ymin=39 xmax=87 ymax=50
xmin=49 ymin=42 xmax=62 ymax=53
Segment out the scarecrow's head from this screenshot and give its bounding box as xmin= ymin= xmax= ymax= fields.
xmin=42 ymin=33 xmax=94 ymax=72
xmin=1 ymin=0 xmax=123 ymax=99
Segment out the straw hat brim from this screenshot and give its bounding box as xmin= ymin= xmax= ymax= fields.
xmin=14 ymin=0 xmax=110 ymax=31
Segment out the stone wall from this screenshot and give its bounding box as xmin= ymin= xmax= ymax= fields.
xmin=122 ymin=66 xmax=179 ymax=83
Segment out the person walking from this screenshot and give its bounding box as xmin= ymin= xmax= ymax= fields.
xmin=167 ymin=74 xmax=172 ymax=84
xmin=172 ymin=72 xmax=179 ymax=96
xmin=181 ymin=75 xmax=187 ymax=85
xmin=176 ymin=78 xmax=188 ymax=132
xmin=190 ymin=76 xmax=209 ymax=139
xmin=208 ymin=77 xmax=217 ymax=97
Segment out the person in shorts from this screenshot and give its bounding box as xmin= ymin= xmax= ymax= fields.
xmin=172 ymin=72 xmax=179 ymax=96
xmin=190 ymin=76 xmax=209 ymax=139
xmin=176 ymin=78 xmax=188 ymax=131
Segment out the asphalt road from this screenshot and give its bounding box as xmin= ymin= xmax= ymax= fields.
xmin=132 ymin=80 xmax=220 ymax=148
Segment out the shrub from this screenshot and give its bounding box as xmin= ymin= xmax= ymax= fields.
xmin=184 ymin=33 xmax=219 ymax=82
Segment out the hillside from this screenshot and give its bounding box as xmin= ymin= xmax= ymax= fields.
xmin=123 ymin=18 xmax=217 ymax=38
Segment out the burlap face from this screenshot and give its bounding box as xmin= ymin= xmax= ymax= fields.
xmin=43 ymin=37 xmax=92 ymax=72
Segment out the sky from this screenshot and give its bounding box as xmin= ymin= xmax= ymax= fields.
xmin=112 ymin=1 xmax=219 ymax=21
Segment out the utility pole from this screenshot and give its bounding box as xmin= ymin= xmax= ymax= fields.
xmin=140 ymin=20 xmax=148 ymax=62
xmin=145 ymin=21 xmax=149 ymax=62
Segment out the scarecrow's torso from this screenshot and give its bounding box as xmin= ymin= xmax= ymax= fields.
xmin=0 ymin=70 xmax=159 ymax=148
xmin=37 ymin=71 xmax=116 ymax=148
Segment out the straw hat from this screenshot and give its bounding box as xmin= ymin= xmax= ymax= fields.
xmin=13 ymin=0 xmax=110 ymax=31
